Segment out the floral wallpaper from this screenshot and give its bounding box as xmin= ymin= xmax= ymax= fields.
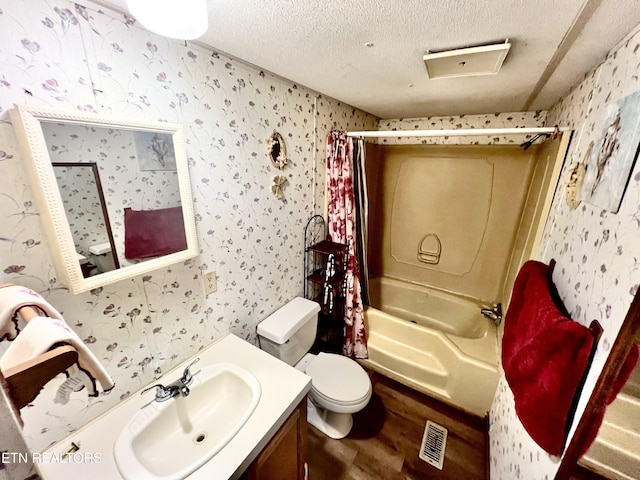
xmin=0 ymin=0 xmax=376 ymax=460
xmin=489 ymin=23 xmax=640 ymax=479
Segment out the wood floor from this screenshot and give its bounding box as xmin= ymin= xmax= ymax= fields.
xmin=306 ymin=370 xmax=609 ymax=480
xmin=307 ymin=370 xmax=488 ymax=480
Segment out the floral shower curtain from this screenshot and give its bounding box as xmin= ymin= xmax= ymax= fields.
xmin=326 ymin=130 xmax=368 ymax=359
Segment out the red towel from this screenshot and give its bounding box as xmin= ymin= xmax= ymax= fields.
xmin=124 ymin=206 xmax=188 ymax=259
xmin=503 ymin=260 xmax=597 ymax=455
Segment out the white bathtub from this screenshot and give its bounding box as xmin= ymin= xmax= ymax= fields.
xmin=360 ymin=276 xmax=499 ymax=417
xmin=581 ymin=392 xmax=640 ymax=479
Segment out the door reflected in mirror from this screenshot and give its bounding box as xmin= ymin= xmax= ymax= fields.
xmin=52 ymin=162 xmax=120 ymax=278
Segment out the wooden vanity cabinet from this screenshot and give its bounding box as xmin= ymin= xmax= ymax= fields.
xmin=242 ymin=397 xmax=308 ymax=480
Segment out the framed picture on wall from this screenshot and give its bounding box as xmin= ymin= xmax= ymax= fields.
xmin=134 ymin=131 xmax=177 ymax=171
xmin=581 ymin=90 xmax=640 ymax=213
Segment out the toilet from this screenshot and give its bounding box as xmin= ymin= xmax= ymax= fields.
xmin=76 ymin=252 xmax=88 ymax=266
xmin=88 ymin=241 xmax=115 ymax=273
xmin=77 ymin=251 xmax=96 ymax=277
xmin=257 ymin=297 xmax=372 ymax=439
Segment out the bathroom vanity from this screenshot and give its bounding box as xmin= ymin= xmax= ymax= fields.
xmin=241 ymin=398 xmax=307 ymax=480
xmin=35 ymin=333 xmax=311 ymax=479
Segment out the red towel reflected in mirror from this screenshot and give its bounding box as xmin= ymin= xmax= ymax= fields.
xmin=124 ymin=206 xmax=188 ymax=260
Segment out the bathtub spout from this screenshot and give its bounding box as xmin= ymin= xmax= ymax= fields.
xmin=481 ymin=303 xmax=502 ymax=325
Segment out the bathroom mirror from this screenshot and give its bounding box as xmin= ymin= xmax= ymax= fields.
xmin=10 ymin=105 xmax=199 ymax=294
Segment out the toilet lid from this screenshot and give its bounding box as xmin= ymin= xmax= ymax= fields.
xmin=306 ymin=352 xmax=371 ymax=404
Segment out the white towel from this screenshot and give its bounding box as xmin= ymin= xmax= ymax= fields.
xmin=0 ymin=285 xmax=64 ymax=341
xmin=0 ymin=285 xmax=114 ymax=402
xmin=0 ymin=316 xmax=115 ymax=402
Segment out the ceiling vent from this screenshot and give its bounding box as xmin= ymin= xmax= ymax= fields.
xmin=423 ymin=40 xmax=510 ymax=79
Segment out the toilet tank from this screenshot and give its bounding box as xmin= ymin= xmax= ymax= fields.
xmin=257 ymin=297 xmax=320 ymax=366
xmin=89 ymin=242 xmax=111 ymax=255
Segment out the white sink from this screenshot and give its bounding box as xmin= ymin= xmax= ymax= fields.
xmin=113 ymin=362 xmax=261 ymax=480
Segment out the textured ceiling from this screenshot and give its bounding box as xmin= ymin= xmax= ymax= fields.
xmin=99 ymin=0 xmax=640 ymax=119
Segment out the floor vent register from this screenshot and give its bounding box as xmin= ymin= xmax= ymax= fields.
xmin=419 ymin=420 xmax=448 ymax=470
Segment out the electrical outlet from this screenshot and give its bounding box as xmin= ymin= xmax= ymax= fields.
xmin=203 ymin=271 xmax=217 ymax=296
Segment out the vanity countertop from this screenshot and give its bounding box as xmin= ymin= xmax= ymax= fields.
xmin=35 ymin=332 xmax=312 ymax=480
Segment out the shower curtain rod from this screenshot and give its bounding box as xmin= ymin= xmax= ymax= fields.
xmin=346 ymin=126 xmax=570 ymax=138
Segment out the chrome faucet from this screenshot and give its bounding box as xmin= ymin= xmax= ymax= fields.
xmin=481 ymin=303 xmax=503 ymax=325
xmin=141 ymin=358 xmax=200 ymax=402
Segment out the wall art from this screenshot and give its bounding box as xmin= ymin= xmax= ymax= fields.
xmin=581 ymin=91 xmax=640 ymax=213
xmin=134 ymin=131 xmax=177 ymax=171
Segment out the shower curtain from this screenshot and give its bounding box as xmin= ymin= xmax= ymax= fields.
xmin=351 ymin=137 xmax=370 ymax=306
xmin=326 ymin=130 xmax=368 ymax=359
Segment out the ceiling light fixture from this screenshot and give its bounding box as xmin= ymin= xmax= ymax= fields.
xmin=127 ymin=0 xmax=208 ymax=40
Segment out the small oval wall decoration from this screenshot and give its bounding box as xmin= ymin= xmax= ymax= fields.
xmin=266 ymin=131 xmax=288 ymax=169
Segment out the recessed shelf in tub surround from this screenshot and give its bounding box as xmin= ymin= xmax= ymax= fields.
xmin=36 ymin=333 xmax=311 ymax=480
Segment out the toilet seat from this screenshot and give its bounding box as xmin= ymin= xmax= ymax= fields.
xmin=305 ymin=352 xmax=372 ymax=407
xmin=311 ymin=386 xmax=370 ymax=408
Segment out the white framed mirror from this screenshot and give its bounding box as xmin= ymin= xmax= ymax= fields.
xmin=10 ymin=105 xmax=199 ymax=294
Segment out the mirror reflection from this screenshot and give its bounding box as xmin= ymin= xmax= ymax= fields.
xmin=10 ymin=105 xmax=198 ymax=294
xmin=266 ymin=131 xmax=288 ymax=169
xmin=52 ymin=162 xmax=119 ymax=277
xmin=42 ymin=122 xmax=188 ymax=273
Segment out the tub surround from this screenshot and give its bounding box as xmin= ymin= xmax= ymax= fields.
xmin=36 ymin=332 xmax=311 ymax=480
xmin=365 ymin=143 xmax=548 ymax=303
xmin=361 ymin=116 xmax=570 ymax=419
xmin=361 ymin=139 xmax=564 ymax=418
